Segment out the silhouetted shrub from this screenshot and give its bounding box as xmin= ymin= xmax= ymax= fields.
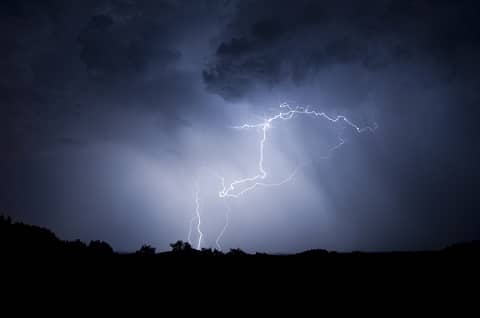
xmin=170 ymin=240 xmax=193 ymax=252
xmin=201 ymin=248 xmax=214 ymax=256
xmin=213 ymin=249 xmax=224 ymax=256
xmin=137 ymin=244 xmax=156 ymax=255
xmin=227 ymin=248 xmax=247 ymax=256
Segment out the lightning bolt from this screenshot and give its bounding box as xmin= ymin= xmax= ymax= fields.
xmin=188 ymin=184 xmax=202 ymax=250
xmin=188 ymin=103 xmax=377 ymax=250
xmin=215 ymin=198 xmax=231 ymax=251
xmin=218 ymin=103 xmax=377 ymax=198
xmin=187 ymin=215 xmax=195 ymax=247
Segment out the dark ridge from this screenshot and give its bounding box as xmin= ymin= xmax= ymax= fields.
xmin=1 ymin=215 xmax=479 ymax=258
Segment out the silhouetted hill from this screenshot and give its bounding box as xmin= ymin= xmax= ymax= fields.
xmin=0 ymin=215 xmax=114 ymax=257
xmin=1 ymin=215 xmax=479 ymax=260
xmin=443 ymin=241 xmax=480 ymax=254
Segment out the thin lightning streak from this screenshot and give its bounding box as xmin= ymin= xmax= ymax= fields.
xmin=317 ymin=136 xmax=345 ymax=160
xmin=187 ymin=215 xmax=195 ymax=246
xmin=194 ymin=184 xmax=203 ymax=250
xmin=215 ymin=199 xmax=231 ymax=251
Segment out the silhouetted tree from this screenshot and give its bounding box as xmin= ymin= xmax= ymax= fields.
xmin=227 ymin=248 xmax=247 ymax=256
xmin=201 ymin=248 xmax=214 ymax=256
xmin=213 ymin=249 xmax=224 ymax=256
xmin=169 ymin=240 xmax=193 ymax=252
xmin=137 ymin=244 xmax=156 ymax=255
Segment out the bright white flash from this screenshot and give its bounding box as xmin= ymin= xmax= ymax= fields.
xmin=189 ymin=103 xmax=377 ymax=250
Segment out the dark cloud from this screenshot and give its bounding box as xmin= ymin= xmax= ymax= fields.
xmin=77 ymin=9 xmax=181 ymax=79
xmin=203 ymin=0 xmax=480 ymax=100
xmin=1 ymin=0 xmax=479 ymax=252
xmin=0 ymin=0 xmax=226 ymax=157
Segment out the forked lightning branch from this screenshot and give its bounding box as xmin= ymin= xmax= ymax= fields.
xmin=189 ymin=103 xmax=377 ymax=250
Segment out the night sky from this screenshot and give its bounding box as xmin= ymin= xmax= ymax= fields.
xmin=1 ymin=0 xmax=479 ymax=253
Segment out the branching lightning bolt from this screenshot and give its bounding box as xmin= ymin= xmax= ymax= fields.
xmin=188 ymin=103 xmax=377 ymax=250
xmin=218 ymin=103 xmax=377 ymax=198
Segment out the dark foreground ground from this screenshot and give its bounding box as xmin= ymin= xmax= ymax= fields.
xmin=2 ymin=214 xmax=479 ymax=298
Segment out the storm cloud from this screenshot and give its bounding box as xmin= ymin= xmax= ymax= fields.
xmin=204 ymin=0 xmax=480 ymax=101
xmin=1 ymin=0 xmax=479 ymax=252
